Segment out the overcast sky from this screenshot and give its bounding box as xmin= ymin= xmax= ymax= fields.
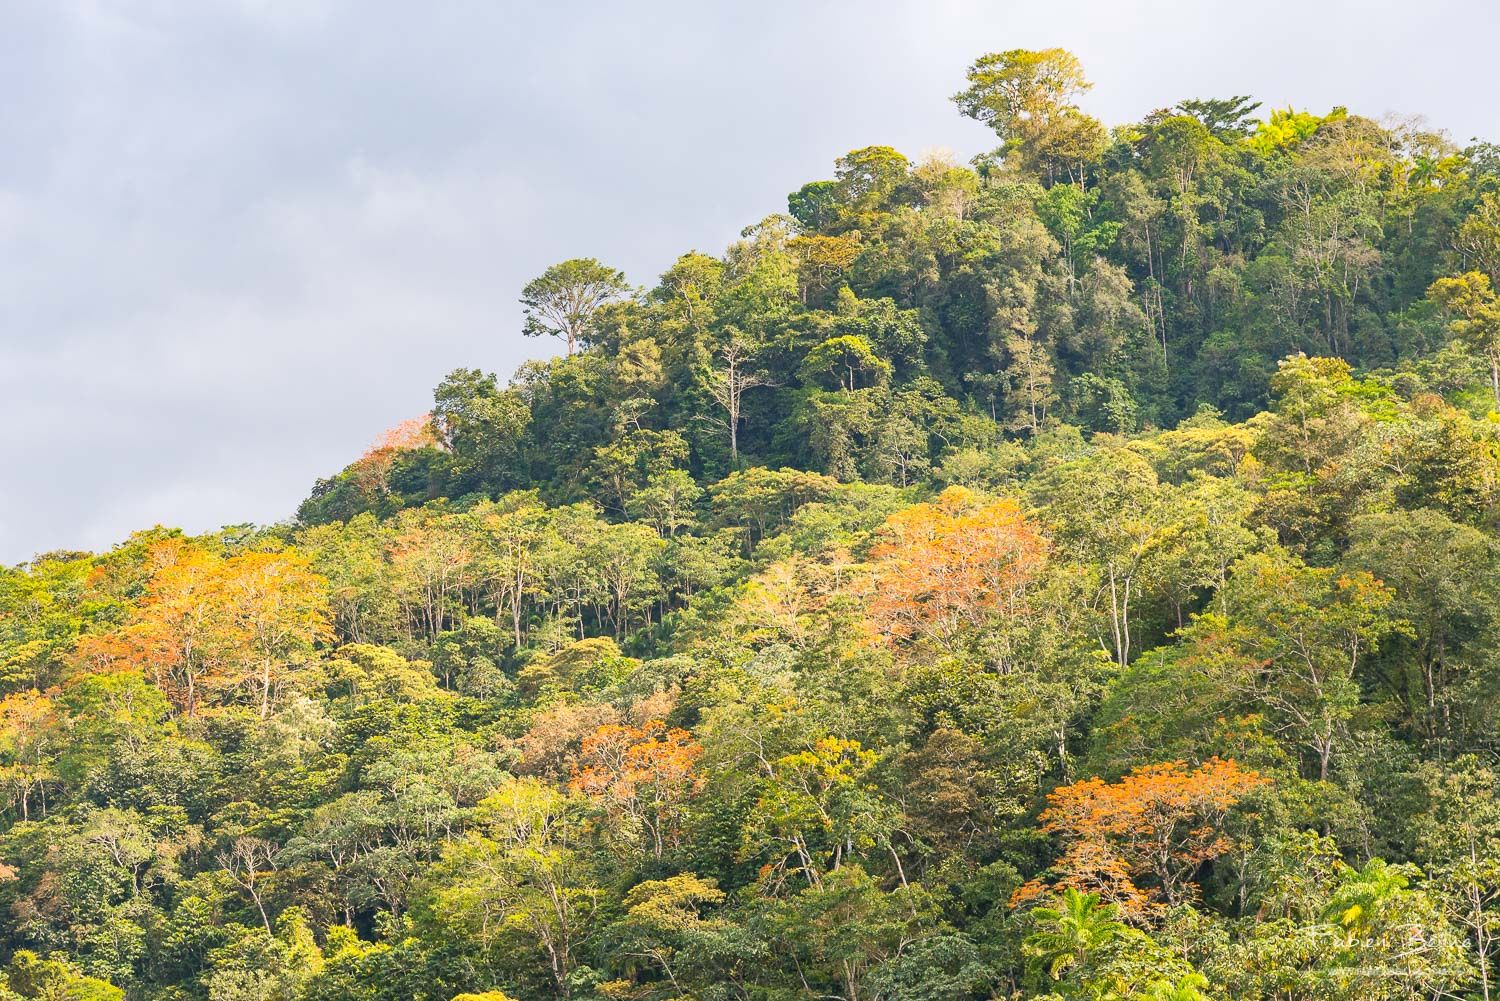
xmin=3 ymin=0 xmax=1499 ymax=563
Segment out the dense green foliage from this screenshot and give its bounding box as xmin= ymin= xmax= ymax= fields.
xmin=7 ymin=49 xmax=1500 ymax=1000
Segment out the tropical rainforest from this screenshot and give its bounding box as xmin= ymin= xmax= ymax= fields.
xmin=8 ymin=48 xmax=1500 ymax=1001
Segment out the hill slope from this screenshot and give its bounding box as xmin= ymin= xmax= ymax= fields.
xmin=5 ymin=48 xmax=1500 ymax=1001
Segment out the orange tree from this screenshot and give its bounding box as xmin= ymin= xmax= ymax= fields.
xmin=571 ymin=720 xmax=703 ymax=859
xmin=0 ymin=690 xmax=60 ymax=821
xmin=75 ymin=542 xmax=330 ymax=717
xmin=868 ymin=486 xmax=1047 ymax=651
xmin=351 ymin=414 xmax=440 ymax=496
xmin=215 ymin=550 xmax=334 ymax=717
xmin=1018 ymin=758 xmax=1269 ymax=918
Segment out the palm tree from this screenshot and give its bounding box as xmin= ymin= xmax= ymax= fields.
xmin=1145 ymin=972 xmax=1211 ymax=1001
xmin=1023 ymin=887 xmax=1133 ymax=982
xmin=1321 ymin=857 xmax=1411 ymax=936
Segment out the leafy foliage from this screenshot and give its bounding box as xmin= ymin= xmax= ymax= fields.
xmin=10 ymin=47 xmax=1500 ymax=1001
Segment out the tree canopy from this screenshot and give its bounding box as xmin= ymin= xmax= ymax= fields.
xmin=9 ymin=47 xmax=1500 ymax=1001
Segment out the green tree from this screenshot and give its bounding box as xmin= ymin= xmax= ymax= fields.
xmin=1429 ymin=271 xmax=1500 ymax=405
xmin=1219 ymin=549 xmax=1399 ymax=780
xmin=800 ymin=335 xmax=892 ymax=392
xmin=1022 ymin=888 xmax=1132 ymax=983
xmin=953 ymin=48 xmax=1106 ymax=185
xmin=432 ymin=369 xmax=532 ymax=491
xmin=419 ymin=778 xmax=598 ymax=999
xmin=520 ymin=258 xmax=631 ymax=356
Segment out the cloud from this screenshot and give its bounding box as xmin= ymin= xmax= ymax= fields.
xmin=2 ymin=0 xmax=1498 ymax=561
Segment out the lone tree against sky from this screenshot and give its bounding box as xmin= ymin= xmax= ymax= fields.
xmin=952 ymin=47 xmax=1106 ymax=186
xmin=520 ymin=257 xmax=631 ymax=356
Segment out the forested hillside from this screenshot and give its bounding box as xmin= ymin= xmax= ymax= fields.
xmin=8 ymin=49 xmax=1500 ymax=1000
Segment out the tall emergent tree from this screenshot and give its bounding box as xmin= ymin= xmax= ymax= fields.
xmin=953 ymin=47 xmax=1107 ymax=185
xmin=520 ymin=258 xmax=631 ymax=355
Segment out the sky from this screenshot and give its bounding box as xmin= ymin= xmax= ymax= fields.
xmin=3 ymin=0 xmax=1499 ymax=563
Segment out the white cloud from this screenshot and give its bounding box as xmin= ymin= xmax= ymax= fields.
xmin=2 ymin=0 xmax=1499 ymax=561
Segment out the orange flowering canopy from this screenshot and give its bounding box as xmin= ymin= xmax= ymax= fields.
xmin=0 ymin=690 xmax=59 ymax=821
xmin=869 ymin=486 xmax=1047 ymax=648
xmin=1019 ymin=758 xmax=1269 ymax=918
xmin=370 ymin=415 xmax=440 ymax=454
xmin=571 ymin=720 xmax=703 ymax=858
xmin=353 ymin=414 xmax=441 ymax=495
xmin=74 ymin=542 xmax=331 ymax=718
